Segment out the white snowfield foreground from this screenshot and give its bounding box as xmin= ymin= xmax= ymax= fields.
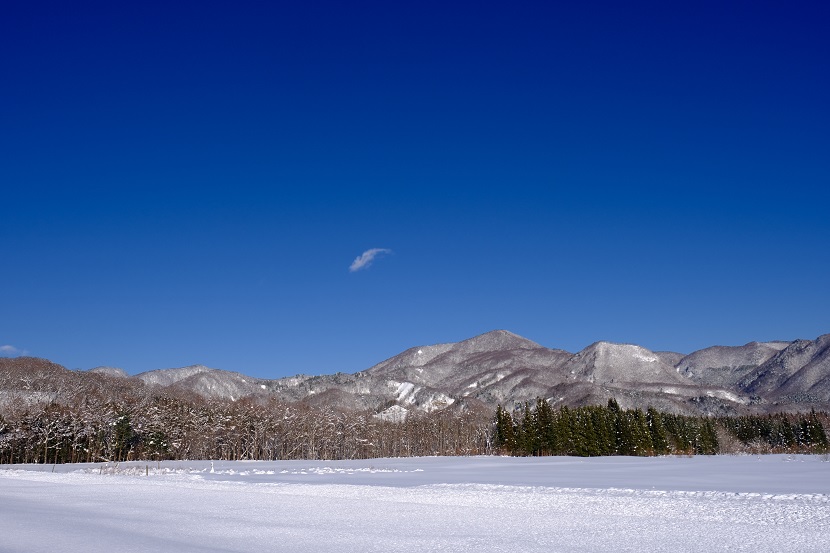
xmin=2 ymin=455 xmax=829 ymax=552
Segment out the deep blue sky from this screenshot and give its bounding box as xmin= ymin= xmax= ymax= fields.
xmin=2 ymin=1 xmax=828 ymax=377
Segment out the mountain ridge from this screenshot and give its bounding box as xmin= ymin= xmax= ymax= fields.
xmin=2 ymin=330 xmax=829 ymax=417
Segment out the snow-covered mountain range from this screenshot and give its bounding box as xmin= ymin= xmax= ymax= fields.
xmin=2 ymin=330 xmax=829 ymax=416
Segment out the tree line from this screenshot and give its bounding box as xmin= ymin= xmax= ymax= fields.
xmin=494 ymin=398 xmax=828 ymax=457
xmin=0 ymin=394 xmax=493 ymax=465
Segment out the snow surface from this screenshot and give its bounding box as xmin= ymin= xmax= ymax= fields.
xmin=2 ymin=455 xmax=829 ymax=552
xmin=394 ymin=380 xmax=416 ymax=402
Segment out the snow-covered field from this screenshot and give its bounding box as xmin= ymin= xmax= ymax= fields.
xmin=2 ymin=455 xmax=829 ymax=552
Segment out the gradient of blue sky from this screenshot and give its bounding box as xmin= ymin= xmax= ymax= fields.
xmin=2 ymin=1 xmax=828 ymax=377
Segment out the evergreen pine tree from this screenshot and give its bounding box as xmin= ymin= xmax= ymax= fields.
xmin=573 ymin=408 xmax=599 ymax=456
xmin=646 ymin=407 xmax=670 ymax=455
xmin=555 ymin=406 xmax=574 ymax=455
xmin=590 ymin=406 xmax=615 ymax=456
xmin=494 ymin=405 xmax=517 ymax=453
xmin=614 ymin=408 xmax=635 ymax=455
xmin=696 ymin=419 xmax=719 ymax=455
xmin=518 ymin=403 xmax=537 ymax=456
xmin=628 ymin=409 xmax=652 ymax=456
xmin=802 ymin=410 xmax=829 ymax=452
xmin=112 ymin=411 xmax=137 ymax=461
xmin=535 ymin=398 xmax=555 ymax=455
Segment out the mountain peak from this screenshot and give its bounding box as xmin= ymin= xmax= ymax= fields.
xmin=136 ymin=365 xmax=216 ymax=387
xmin=457 ymin=330 xmax=543 ymax=352
xmin=567 ymin=341 xmax=687 ymax=386
xmin=89 ymin=366 xmax=129 ymax=378
xmin=583 ymin=341 xmax=660 ymax=359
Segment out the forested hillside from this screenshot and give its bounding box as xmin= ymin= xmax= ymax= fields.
xmin=494 ymin=399 xmax=828 ymax=457
xmin=2 ymin=388 xmax=827 ymax=464
xmin=0 ymin=394 xmax=492 ymax=465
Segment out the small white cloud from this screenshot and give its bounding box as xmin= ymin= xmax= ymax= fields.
xmin=349 ymin=248 xmax=392 ymax=272
xmin=0 ymin=345 xmax=24 ymax=356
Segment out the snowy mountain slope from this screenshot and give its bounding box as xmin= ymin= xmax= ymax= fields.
xmin=562 ymin=341 xmax=690 ymax=387
xmin=136 ymin=364 xmax=217 ymax=387
xmin=357 ymin=331 xmax=581 ymax=412
xmin=2 ymin=331 xmax=829 ymax=415
xmin=676 ymin=341 xmax=789 ymax=387
xmin=741 ymin=335 xmax=830 ymax=402
xmin=365 ymin=330 xmax=547 ymax=386
xmin=777 ymin=337 xmax=830 ymax=400
xmin=654 ymin=351 xmax=686 ymax=367
xmin=270 ymin=332 xmax=826 ymax=414
xmin=135 ymin=365 xmax=279 ymax=400
xmin=88 ymin=366 xmax=129 ymax=378
xmin=168 ymin=370 xmax=264 ymax=400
